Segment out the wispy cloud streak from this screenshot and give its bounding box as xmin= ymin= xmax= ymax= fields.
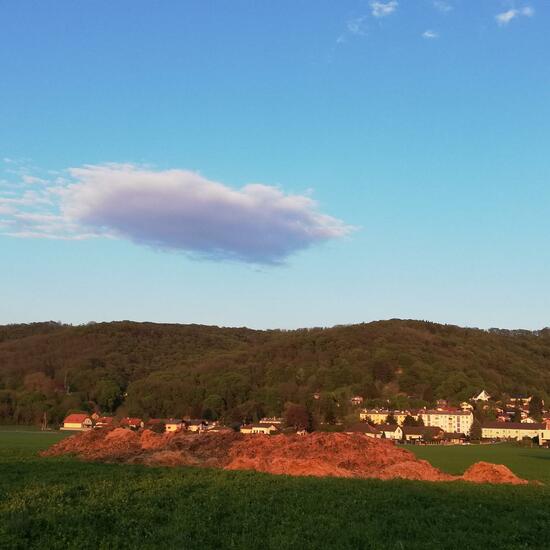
xmin=370 ymin=1 xmax=398 ymax=18
xmin=422 ymin=30 xmax=439 ymax=39
xmin=495 ymin=6 xmax=534 ymax=26
xmin=433 ymin=1 xmax=452 ymax=13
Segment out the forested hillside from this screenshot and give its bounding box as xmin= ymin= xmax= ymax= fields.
xmin=1 ymin=320 xmax=549 ymax=425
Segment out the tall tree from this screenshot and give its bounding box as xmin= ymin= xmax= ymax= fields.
xmin=528 ymin=396 xmax=543 ymax=421
xmin=403 ymin=415 xmax=418 ymax=427
xmin=511 ymin=408 xmax=522 ymax=422
xmin=469 ymin=419 xmax=482 ymax=441
xmin=283 ymin=403 xmax=309 ymax=430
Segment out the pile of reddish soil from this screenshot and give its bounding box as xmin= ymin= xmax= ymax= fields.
xmin=42 ymin=428 xmax=242 ymax=466
xmin=42 ymin=430 xmax=532 ymax=485
xmin=461 ymin=461 xmax=528 ymax=485
xmin=225 ymin=432 xmax=454 ymax=481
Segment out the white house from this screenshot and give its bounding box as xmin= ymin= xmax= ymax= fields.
xmin=165 ymin=419 xmax=184 ymax=432
xmin=472 ymin=390 xmax=491 ymax=402
xmin=378 ymin=424 xmax=403 ymax=440
xmin=539 ymin=429 xmax=550 ymax=446
xmin=185 ymin=420 xmax=208 ymax=432
xmin=240 ymin=423 xmax=280 ymax=435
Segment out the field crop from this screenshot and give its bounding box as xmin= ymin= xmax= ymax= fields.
xmin=1 ymin=430 xmax=550 ymax=549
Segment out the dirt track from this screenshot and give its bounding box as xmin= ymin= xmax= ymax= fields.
xmin=42 ymin=428 xmax=530 ymax=485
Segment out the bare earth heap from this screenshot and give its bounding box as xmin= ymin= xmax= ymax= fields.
xmin=42 ymin=429 xmax=530 ymax=485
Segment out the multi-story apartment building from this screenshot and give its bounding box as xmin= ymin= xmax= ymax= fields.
xmin=359 ymin=409 xmax=420 ymax=426
xmin=419 ymin=410 xmax=474 ymax=435
xmin=361 ymin=408 xmax=474 ymax=434
xmin=359 ymin=409 xmax=390 ymax=424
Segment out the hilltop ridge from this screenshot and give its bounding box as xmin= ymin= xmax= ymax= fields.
xmin=1 ymin=319 xmax=549 ymax=425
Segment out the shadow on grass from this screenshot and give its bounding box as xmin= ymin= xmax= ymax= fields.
xmin=522 ymin=454 xmax=550 ymax=461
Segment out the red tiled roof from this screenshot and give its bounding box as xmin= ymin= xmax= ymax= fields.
xmin=63 ymin=413 xmax=90 ymax=424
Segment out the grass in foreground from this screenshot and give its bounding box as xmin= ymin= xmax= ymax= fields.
xmin=1 ymin=432 xmax=550 ymax=550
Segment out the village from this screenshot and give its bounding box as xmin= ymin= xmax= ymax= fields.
xmin=59 ymin=389 xmax=550 ymax=448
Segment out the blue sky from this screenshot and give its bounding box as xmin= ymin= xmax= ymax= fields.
xmin=1 ymin=0 xmax=549 ymax=329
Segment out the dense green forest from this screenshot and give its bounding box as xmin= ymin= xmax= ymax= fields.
xmin=1 ymin=320 xmax=549 ymax=426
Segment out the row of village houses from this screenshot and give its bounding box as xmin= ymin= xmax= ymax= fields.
xmin=349 ymin=390 xmax=533 ymax=409
xmin=351 ymin=390 xmax=539 ymax=422
xmin=358 ymin=407 xmax=550 ymax=445
xmin=61 ymin=410 xmax=550 ymax=445
xmin=61 ymin=413 xmax=296 ymax=436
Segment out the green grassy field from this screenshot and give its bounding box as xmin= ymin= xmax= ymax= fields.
xmin=1 ymin=431 xmax=550 ymax=550
xmin=408 ymin=443 xmax=550 ymax=484
xmin=0 ymin=429 xmax=71 ymax=455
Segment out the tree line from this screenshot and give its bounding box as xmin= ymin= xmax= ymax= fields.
xmin=0 ymin=319 xmax=549 ymax=426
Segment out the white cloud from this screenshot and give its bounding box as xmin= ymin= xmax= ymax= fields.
xmin=496 ymin=9 xmax=518 ymax=25
xmin=1 ymin=164 xmax=353 ymax=264
xmin=422 ymin=30 xmax=439 ymax=39
xmin=370 ymin=1 xmax=398 ymax=18
xmin=433 ymin=1 xmax=452 ymax=13
xmin=496 ymin=6 xmax=534 ymax=26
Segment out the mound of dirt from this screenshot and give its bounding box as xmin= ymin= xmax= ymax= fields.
xmin=141 ymin=450 xmax=194 ymax=467
xmin=140 ymin=429 xmax=170 ymax=451
xmin=376 ymin=459 xmax=454 ymax=482
xmin=43 ymin=427 xmax=142 ymax=461
xmin=225 ymin=433 xmax=455 ymax=481
xmin=461 ymin=461 xmax=528 ymax=485
xmin=42 ymin=431 xmax=532 ymax=485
